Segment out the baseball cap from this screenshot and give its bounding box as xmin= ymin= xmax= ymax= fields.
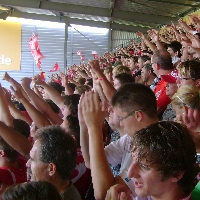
xmin=161 ymin=70 xmax=178 ymax=83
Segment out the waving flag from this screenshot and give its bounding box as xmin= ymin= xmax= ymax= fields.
xmin=40 ymin=72 xmax=46 ymax=81
xmin=28 ymin=34 xmax=45 ymax=69
xmin=49 ymin=63 xmax=60 ymax=72
xmin=92 ymin=51 xmax=98 ymax=59
xmin=77 ymin=50 xmax=85 ymax=61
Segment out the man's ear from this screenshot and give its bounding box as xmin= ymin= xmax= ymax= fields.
xmin=135 ymin=111 xmax=143 ymax=122
xmin=174 ymin=51 xmax=179 ymax=57
xmin=171 ymin=171 xmax=185 ymax=183
xmin=155 ymin=63 xmax=160 ymax=71
xmin=48 ymin=163 xmax=57 ymax=177
xmin=0 ymin=150 xmax=6 ymax=157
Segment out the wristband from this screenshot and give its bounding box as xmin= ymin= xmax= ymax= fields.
xmin=98 ymin=76 xmax=106 ymax=80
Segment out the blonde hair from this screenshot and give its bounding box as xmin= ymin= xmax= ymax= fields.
xmin=172 ymin=85 xmax=200 ymax=109
xmin=112 ymin=65 xmax=131 ymax=76
xmin=75 ymin=85 xmax=91 ymax=95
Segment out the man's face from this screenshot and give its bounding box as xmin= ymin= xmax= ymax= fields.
xmin=165 ymin=82 xmax=178 ymax=98
xmin=167 ymin=47 xmax=175 ymax=57
xmin=113 ymin=106 xmax=141 ymax=136
xmin=141 ymin=68 xmax=149 ymax=83
xmin=128 ymin=58 xmax=136 ymax=71
xmin=151 ymin=57 xmax=158 ymax=76
xmin=127 ymin=152 xmax=175 ymax=198
xmin=176 ymin=74 xmax=196 ymax=88
xmin=137 ymin=58 xmax=144 ymax=70
xmin=113 ymin=78 xmax=121 ymax=90
xmin=61 ymin=105 xmax=71 ymax=119
xmin=108 ymin=106 xmax=121 ymax=131
xmin=26 ymin=140 xmax=49 ymax=182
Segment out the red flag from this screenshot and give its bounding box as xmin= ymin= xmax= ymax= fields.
xmin=77 ymin=50 xmax=82 ymax=56
xmin=40 ymin=72 xmax=46 ymax=81
xmin=77 ymin=50 xmax=85 ymax=61
xmin=28 ymin=34 xmax=45 ymax=69
xmin=49 ymin=63 xmax=60 ymax=72
xmin=92 ymin=51 xmax=98 ymax=59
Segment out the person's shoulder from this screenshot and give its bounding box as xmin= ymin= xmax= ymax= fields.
xmin=61 ymin=183 xmax=81 ymax=200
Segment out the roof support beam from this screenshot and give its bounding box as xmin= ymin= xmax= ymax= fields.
xmin=111 ymin=23 xmax=149 ymax=33
xmin=10 ymin=10 xmax=149 ymax=32
xmin=112 ymin=10 xmax=178 ymax=25
xmin=0 ymin=0 xmax=178 ymax=25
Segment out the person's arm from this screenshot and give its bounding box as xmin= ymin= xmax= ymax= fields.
xmin=3 ymin=88 xmax=32 ymax=126
xmin=2 ymin=72 xmax=30 ymax=101
xmin=21 ymin=77 xmax=62 ymax=125
xmin=136 ymin=31 xmax=157 ymax=52
xmin=10 ymin=85 xmax=51 ymax=128
xmin=33 ymin=74 xmax=65 ymax=109
xmin=78 ymin=99 xmax=90 ymax=168
xmin=0 ymin=121 xmax=32 ymax=157
xmin=183 ymin=106 xmax=200 ymax=133
xmin=178 ymin=18 xmax=193 ymax=34
xmin=33 ymin=85 xmax=43 ymax=99
xmin=148 ymin=29 xmax=165 ymax=50
xmin=89 ymin=60 xmax=116 ymax=103
xmin=0 ymin=84 xmax=13 ymax=127
xmin=60 ymin=72 xmax=74 ymax=95
xmin=80 ymin=91 xmax=128 ymax=200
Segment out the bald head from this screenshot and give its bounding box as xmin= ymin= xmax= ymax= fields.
xmin=152 ymin=49 xmax=173 ymax=70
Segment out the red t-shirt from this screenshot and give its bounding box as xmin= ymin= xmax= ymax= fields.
xmin=71 ymin=148 xmax=91 ymax=200
xmin=154 ymin=79 xmax=170 ymax=112
xmin=0 ymin=157 xmax=27 ymax=185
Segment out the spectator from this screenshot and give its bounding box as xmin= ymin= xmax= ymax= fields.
xmin=26 ymin=125 xmax=81 ymax=200
xmin=2 ymin=181 xmax=62 ymax=200
xmin=105 ymin=121 xmax=197 ymax=200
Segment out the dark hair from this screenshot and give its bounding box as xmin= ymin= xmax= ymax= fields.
xmin=17 ymin=103 xmax=26 ymax=111
xmin=66 ymin=115 xmax=80 ymax=148
xmin=86 ymin=78 xmax=93 ymax=88
xmin=178 ymin=58 xmax=200 ymax=80
xmin=114 ymin=73 xmax=135 ymax=85
xmin=142 ymin=63 xmax=157 ymax=77
xmin=167 ymin=41 xmax=182 ymax=57
xmin=111 ymin=83 xmax=157 ymax=119
xmin=13 ymin=119 xmax=30 ymax=138
xmin=35 ymin=126 xmax=77 ymax=180
xmin=2 ymin=181 xmax=62 ymax=200
xmin=142 ymin=63 xmax=153 ymax=72
xmin=0 ymin=136 xmax=19 ymax=162
xmin=68 ymin=83 xmax=76 ymax=92
xmin=63 ymin=94 xmax=81 ymax=116
xmin=152 ymin=49 xmax=174 ymax=70
xmin=130 ymin=56 xmax=138 ymax=64
xmin=45 ymin=99 xmax=60 ymax=114
xmin=139 ymin=55 xmax=150 ymax=62
xmin=131 ymin=121 xmax=197 ymax=195
xmin=48 ymin=82 xmax=63 ymax=94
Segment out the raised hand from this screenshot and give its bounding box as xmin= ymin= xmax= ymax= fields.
xmin=32 ymin=74 xmax=44 ymax=86
xmin=79 ymin=91 xmax=107 ymax=129
xmin=2 ymin=72 xmax=12 ymax=82
xmin=105 ymin=184 xmax=132 ymax=200
xmin=21 ymin=77 xmax=32 ymax=88
xmin=89 ymin=60 xmax=101 ymax=74
xmin=60 ymin=72 xmax=68 ymax=87
xmin=10 ymin=85 xmax=24 ymax=102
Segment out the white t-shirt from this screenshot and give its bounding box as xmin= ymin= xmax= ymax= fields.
xmin=105 ymin=134 xmax=132 ymax=173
